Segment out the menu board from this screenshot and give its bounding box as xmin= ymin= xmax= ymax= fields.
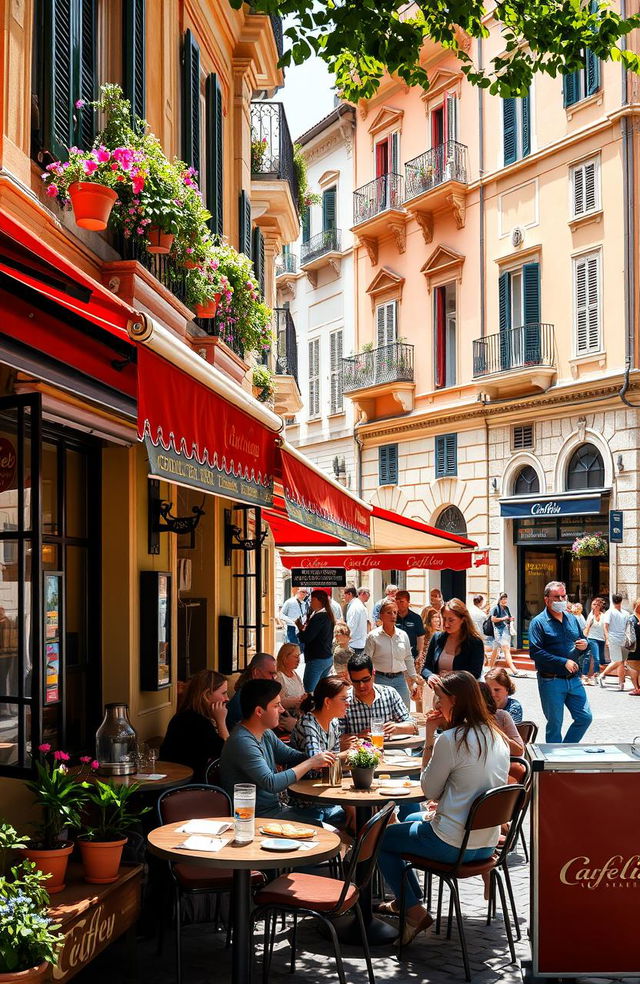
xmin=44 ymin=573 xmax=62 ymax=704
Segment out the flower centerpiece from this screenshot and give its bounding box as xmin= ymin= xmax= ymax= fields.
xmin=0 ymin=824 xmax=63 ymax=983
xmin=571 ymin=533 xmax=608 ymax=558
xmin=345 ymin=739 xmax=381 ymax=790
xmin=23 ymin=746 xmax=90 ymax=894
xmin=78 ymin=781 xmax=149 ymax=885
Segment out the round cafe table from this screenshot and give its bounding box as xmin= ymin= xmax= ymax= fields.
xmin=371 ymin=752 xmax=422 ymax=775
xmin=71 ymin=761 xmax=193 ymax=792
xmin=148 ymin=817 xmax=340 ymax=984
xmin=383 ymin=729 xmax=426 ymax=751
xmin=289 ymin=776 xmax=424 ymax=945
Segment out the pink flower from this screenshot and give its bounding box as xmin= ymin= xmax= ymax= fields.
xmin=80 ymin=755 xmax=92 ymax=763
xmin=82 ymin=159 xmax=98 ymax=176
xmin=91 ymin=760 xmax=100 ymax=770
xmin=113 ymin=146 xmax=134 ymax=170
xmin=96 ymin=146 xmax=111 ymax=163
xmin=137 ymin=226 xmax=144 ymax=234
xmin=186 ymin=246 xmax=194 ymax=254
xmin=38 ymin=743 xmax=51 ymax=753
xmin=53 ymin=750 xmax=70 ymax=761
xmin=132 ymin=175 xmax=145 ymax=194
xmin=45 ymin=183 xmax=59 ymax=197
xmin=74 ymin=99 xmax=86 ymax=109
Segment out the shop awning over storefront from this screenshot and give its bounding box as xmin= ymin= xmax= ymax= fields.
xmin=499 ymin=492 xmax=606 ymax=519
xmin=280 ymin=549 xmax=488 ymax=573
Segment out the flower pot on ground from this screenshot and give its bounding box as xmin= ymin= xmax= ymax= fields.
xmin=0 ymin=962 xmax=50 ymax=984
xmin=77 ymin=837 xmax=128 ymax=885
xmin=146 ymin=225 xmax=174 ymax=254
xmin=78 ymin=779 xmax=149 ymax=886
xmin=350 ymin=766 xmax=375 ymax=790
xmin=22 ymin=844 xmax=73 ymax=896
xmin=68 ymin=182 xmax=118 ymax=231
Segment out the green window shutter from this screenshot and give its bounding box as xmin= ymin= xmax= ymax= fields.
xmin=252 ymin=227 xmax=264 ymax=296
xmin=563 ymin=72 xmax=579 ymax=108
xmin=238 ymin=191 xmax=252 ymax=257
xmin=503 ymin=98 xmax=517 ymax=166
xmin=379 ymin=444 xmax=398 ymax=485
xmin=435 ymin=435 xmax=457 ymax=478
xmin=181 ymin=29 xmax=200 ymax=175
xmin=77 ymin=0 xmax=97 ymax=149
xmin=123 ymin=0 xmax=145 ymax=123
xmin=40 ymin=0 xmax=74 ymax=160
xmin=205 ymin=73 xmax=224 ymax=236
xmin=585 ymin=50 xmax=600 ymax=96
xmin=322 ymin=186 xmax=336 ymax=232
xmin=302 ymin=208 xmax=311 ymax=244
xmin=498 ymin=271 xmax=511 ymax=331
xmin=523 ymin=262 xmax=540 ymax=325
xmin=521 ymin=93 xmax=531 ymax=158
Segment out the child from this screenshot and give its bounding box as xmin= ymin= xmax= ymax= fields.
xmin=484 ymin=666 xmax=523 ymax=724
xmin=332 ymin=621 xmax=354 ymax=680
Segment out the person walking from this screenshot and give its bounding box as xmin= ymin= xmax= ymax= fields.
xmin=297 ymin=589 xmax=335 ymax=692
xmin=598 ymin=593 xmax=630 ymax=691
xmin=364 ymin=599 xmax=420 ymax=709
xmin=583 ymin=597 xmax=605 ymax=684
xmin=421 ymin=598 xmax=485 ymax=689
xmin=343 ymin=584 xmax=368 ymax=654
xmin=357 ymin=587 xmax=372 ymax=631
xmin=489 ymin=592 xmax=522 ymax=676
xmin=372 ymin=583 xmax=398 ymax=623
xmin=528 ymin=580 xmax=593 ymax=743
xmin=420 ymin=587 xmax=444 ymax=626
xmin=627 ymin=598 xmax=640 ymax=695
xmin=279 ymin=588 xmax=309 ymax=646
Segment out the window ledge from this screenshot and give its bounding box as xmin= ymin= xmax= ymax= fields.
xmin=566 ymin=90 xmax=603 ymax=120
xmin=569 ymin=350 xmax=606 ymax=378
xmin=569 ymin=209 xmax=603 ymax=232
xmin=327 ymin=410 xmax=347 ymax=419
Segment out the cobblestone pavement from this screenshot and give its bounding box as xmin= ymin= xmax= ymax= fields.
xmin=74 ymin=675 xmax=640 ymax=984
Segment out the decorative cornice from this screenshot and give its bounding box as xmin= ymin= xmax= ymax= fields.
xmin=389 ymin=220 xmax=407 ymax=254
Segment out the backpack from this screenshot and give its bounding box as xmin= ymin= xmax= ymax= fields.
xmin=482 ymin=614 xmax=494 ymax=637
xmin=623 ymin=616 xmax=637 ymax=653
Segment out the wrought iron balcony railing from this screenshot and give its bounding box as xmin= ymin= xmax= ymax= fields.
xmin=271 ymin=307 xmax=299 ymax=383
xmin=251 ymin=102 xmax=299 ymax=213
xmin=342 ymin=342 xmax=414 ymax=393
xmin=472 ymin=323 xmax=555 ymax=378
xmin=353 ymin=173 xmax=404 ymax=226
xmin=115 ymin=233 xmax=187 ymax=305
xmin=404 ymin=140 xmax=469 ymax=200
xmin=276 ymin=253 xmax=298 ymax=275
xmin=270 ymin=14 xmax=284 ymax=57
xmin=300 ymin=228 xmax=342 ymax=264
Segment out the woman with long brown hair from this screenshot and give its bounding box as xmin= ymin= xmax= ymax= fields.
xmin=421 ymin=597 xmax=485 ymax=690
xmin=160 ymin=669 xmax=229 ymax=781
xmin=297 ymin=589 xmax=335 ymax=691
xmin=377 ymin=671 xmax=510 ymax=944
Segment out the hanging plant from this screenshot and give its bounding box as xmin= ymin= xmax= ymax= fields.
xmin=293 ymin=143 xmax=320 ymax=216
xmin=252 ymin=364 xmax=275 ymax=403
xmin=571 ymin=533 xmax=608 ymax=558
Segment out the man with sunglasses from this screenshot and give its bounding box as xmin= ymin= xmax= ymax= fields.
xmin=339 ymin=652 xmax=419 ymax=743
xmin=529 ymin=580 xmax=593 ymax=743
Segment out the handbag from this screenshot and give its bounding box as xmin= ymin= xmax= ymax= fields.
xmin=623 ymin=617 xmax=637 ymax=653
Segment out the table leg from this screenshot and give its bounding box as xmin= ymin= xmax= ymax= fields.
xmin=231 ymin=869 xmax=252 ymax=984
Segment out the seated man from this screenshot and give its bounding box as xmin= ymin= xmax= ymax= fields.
xmin=219 ymin=678 xmax=336 ymax=823
xmin=225 ymin=652 xmax=277 ymax=731
xmin=340 ymin=652 xmax=419 ymax=743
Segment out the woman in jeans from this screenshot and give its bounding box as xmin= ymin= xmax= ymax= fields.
xmin=297 ymin=589 xmax=335 ymax=691
xmin=377 ymin=671 xmax=510 ymax=945
xmin=583 ymin=597 xmax=605 ymax=684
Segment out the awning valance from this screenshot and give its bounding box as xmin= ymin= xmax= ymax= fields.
xmin=499 ymin=492 xmax=605 ymax=519
xmin=280 ymin=550 xmax=489 ymax=572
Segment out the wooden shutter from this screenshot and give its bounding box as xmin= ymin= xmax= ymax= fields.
xmin=522 ymin=263 xmax=540 ymax=325
xmin=446 ymin=93 xmax=457 ymax=143
xmin=376 ymin=301 xmax=397 ymax=347
xmin=586 ymin=50 xmax=600 ymax=96
xmin=302 ymin=208 xmax=311 ymax=244
xmin=572 ymin=159 xmax=598 ymax=218
xmin=498 ymin=271 xmax=511 ymax=331
xmin=182 ymin=29 xmax=200 ymax=175
xmin=434 ymin=285 xmax=446 ymax=389
xmin=205 ymin=73 xmax=224 ymax=236
xmin=322 ymin=186 xmax=337 ymax=232
xmin=435 ymin=435 xmax=457 ymax=477
xmin=40 ymin=0 xmax=74 ymax=160
xmin=78 ymin=0 xmax=97 ymax=148
xmin=330 ymin=329 xmax=343 ymax=414
xmin=379 ymin=444 xmax=398 ymax=485
xmin=308 ymin=338 xmax=320 ymax=417
xmin=563 ymin=72 xmax=579 ymax=108
xmin=503 ymin=98 xmax=517 ymax=166
xmin=252 ymin=227 xmax=264 ymax=296
xmin=123 ymin=0 xmax=145 ymax=123
xmin=575 ymin=254 xmax=600 ymax=353
xmin=238 ymin=190 xmax=252 ymax=258
xmin=521 ymin=93 xmax=531 ymax=158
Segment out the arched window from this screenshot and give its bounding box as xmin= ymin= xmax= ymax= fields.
xmin=435 ymin=505 xmax=467 ymax=535
xmin=514 ymin=465 xmax=540 ymax=495
xmin=566 ymin=443 xmax=605 ymax=490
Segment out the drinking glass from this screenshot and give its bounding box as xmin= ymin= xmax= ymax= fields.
xmin=234 ymin=783 xmax=256 ymax=844
xmin=370 ymin=716 xmax=385 ymax=752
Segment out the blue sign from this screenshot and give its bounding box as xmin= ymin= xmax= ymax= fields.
xmin=500 ymin=495 xmax=602 ymax=519
xmin=609 ymin=510 xmax=623 ymax=543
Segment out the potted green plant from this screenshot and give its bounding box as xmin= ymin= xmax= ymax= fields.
xmin=77 ymin=780 xmax=149 ymax=885
xmin=251 ymin=136 xmax=268 ymax=172
xmin=23 ymin=747 xmax=90 ymax=894
xmin=293 ymin=143 xmax=321 ymax=217
xmin=345 ymin=739 xmax=381 ymax=790
xmin=252 ymin=364 xmax=275 ymax=404
xmin=0 ymin=822 xmax=64 ymax=983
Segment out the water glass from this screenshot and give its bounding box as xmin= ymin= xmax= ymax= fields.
xmin=234 ymin=783 xmax=256 ymax=844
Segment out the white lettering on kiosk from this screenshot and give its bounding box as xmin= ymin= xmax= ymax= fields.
xmin=531 ymin=502 xmax=562 ymax=515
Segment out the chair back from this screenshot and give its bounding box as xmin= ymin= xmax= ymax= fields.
xmin=205 ymin=758 xmax=221 ymax=786
xmin=157 ymin=783 xmax=232 ymax=826
xmin=516 ymin=720 xmax=538 ymax=745
xmin=509 ymin=754 xmax=531 ymax=785
xmin=451 ymin=783 xmax=525 ymax=873
xmin=343 ymin=801 xmax=395 ymax=896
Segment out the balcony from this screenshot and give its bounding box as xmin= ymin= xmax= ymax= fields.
xmin=276 ymin=253 xmax=298 ymax=276
xmin=352 ymin=174 xmax=407 ymax=265
xmin=342 ymin=342 xmax=415 ymax=422
xmin=404 ymin=140 xmax=469 ymax=244
xmin=300 ymin=228 xmax=342 ymax=286
xmin=472 ymin=323 xmax=556 ymax=398
xmin=251 ymin=102 xmax=300 ymax=243
xmin=271 ymin=307 xmax=302 ymax=414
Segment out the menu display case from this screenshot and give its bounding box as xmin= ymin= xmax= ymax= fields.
xmin=140 ymin=571 xmax=172 ymax=691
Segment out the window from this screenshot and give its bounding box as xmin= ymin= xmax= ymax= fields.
xmin=563 ymin=51 xmax=600 ymax=107
xmin=514 ymin=465 xmax=540 ymax=495
xmin=302 ymin=208 xmax=311 ymax=244
xmin=329 ymin=329 xmax=343 ymax=414
xmin=435 ymin=505 xmax=466 ymax=535
xmin=308 ymin=338 xmax=320 ymax=418
xmin=205 ymin=74 xmax=224 ymax=236
xmin=322 ymin=186 xmax=337 ymax=232
xmin=182 ymin=30 xmax=201 ymax=176
xmin=435 ymin=434 xmax=457 ymax=478
xmin=573 ymin=251 xmax=601 ymax=354
xmin=566 ymin=443 xmax=605 ymax=490
xmin=571 ymin=157 xmax=600 ymax=219
xmin=512 ymin=424 xmax=534 ymax=450
xmin=375 ymin=132 xmax=400 ymax=177
xmin=431 ymin=93 xmax=458 ymax=147
xmin=376 ymin=301 xmax=397 ymax=349
xmin=379 ymin=444 xmax=398 ymax=485
xmin=503 ymin=93 xmax=531 ymax=166
xmin=498 ymin=263 xmax=541 ymax=369
xmin=123 ymin=0 xmax=146 ymax=122
xmin=434 ymin=283 xmax=456 ymax=388
xmin=182 ymin=31 xmax=224 ymax=236
xmin=238 ymin=190 xmax=252 ymax=258
xmin=252 ymin=227 xmax=265 ymax=296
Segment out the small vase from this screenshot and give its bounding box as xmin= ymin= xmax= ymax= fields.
xmin=0 ymin=961 xmax=50 ymax=983
xmin=194 ymin=293 xmax=221 ymax=319
xmin=68 ymin=182 xmax=118 ymax=231
xmin=351 ymin=766 xmax=375 ymax=790
xmin=23 ymin=843 xmax=74 ymax=895
xmin=78 ymin=837 xmax=127 ymax=884
xmin=147 ymin=226 xmax=174 ymax=254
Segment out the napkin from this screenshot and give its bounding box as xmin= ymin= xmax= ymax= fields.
xmin=133 ymin=773 xmax=167 ymax=780
xmin=176 ymin=820 xmax=233 ymax=836
xmin=178 ymin=835 xmax=226 ymax=852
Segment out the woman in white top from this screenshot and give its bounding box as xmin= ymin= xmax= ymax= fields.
xmin=275 ymin=643 xmax=305 ymax=713
xmin=583 ymin=597 xmax=605 ymax=683
xmin=377 ymin=670 xmax=510 ymax=945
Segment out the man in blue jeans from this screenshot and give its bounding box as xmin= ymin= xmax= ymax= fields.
xmin=529 ymin=580 xmax=593 ymax=743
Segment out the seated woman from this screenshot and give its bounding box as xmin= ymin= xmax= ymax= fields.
xmin=484 ymin=667 xmax=524 ymax=724
xmin=159 ymin=669 xmax=229 ymax=782
xmin=275 ymin=642 xmax=305 ymax=715
xmin=332 ymin=621 xmax=355 ymax=681
xmin=377 ymin=671 xmax=510 ymax=945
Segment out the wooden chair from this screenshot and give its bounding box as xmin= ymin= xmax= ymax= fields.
xmin=250 ymin=802 xmax=395 ymax=984
xmin=398 ymin=784 xmax=526 ymax=981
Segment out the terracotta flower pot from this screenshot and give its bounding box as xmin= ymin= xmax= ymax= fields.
xmin=23 ymin=843 xmax=74 ymax=895
xmin=182 ymin=259 xmax=200 ymax=270
xmin=68 ymin=182 xmax=118 ymax=231
xmin=194 ymin=293 xmax=222 ymax=319
xmin=78 ymin=837 xmax=127 ymax=884
xmin=147 ymin=226 xmax=174 ymax=254
xmin=351 ymin=766 xmax=375 ymax=790
xmin=0 ymin=961 xmax=50 ymax=983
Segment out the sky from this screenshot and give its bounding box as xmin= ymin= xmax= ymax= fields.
xmin=279 ymin=39 xmax=336 ymax=142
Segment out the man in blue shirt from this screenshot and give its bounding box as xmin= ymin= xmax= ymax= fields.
xmin=529 ymin=580 xmax=593 ymax=743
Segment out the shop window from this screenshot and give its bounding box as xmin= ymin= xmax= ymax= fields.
xmin=435 ymin=434 xmax=457 ymax=478
xmin=434 ymin=282 xmax=456 ymax=388
xmin=378 ymin=444 xmax=398 ymax=486
xmin=566 ymin=443 xmax=605 ymax=490
xmin=514 ymin=465 xmax=540 ymax=495
xmin=503 ymin=92 xmax=531 ymax=166
xmin=512 ymin=424 xmax=534 ymax=450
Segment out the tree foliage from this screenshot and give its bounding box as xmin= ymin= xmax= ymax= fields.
xmin=236 ymin=1 xmax=640 ymax=99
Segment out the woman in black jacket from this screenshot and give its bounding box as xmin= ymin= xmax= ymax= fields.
xmin=297 ymin=589 xmax=335 ymax=692
xmin=421 ymin=598 xmax=485 ymax=688
xmin=160 ymin=669 xmax=229 ymax=781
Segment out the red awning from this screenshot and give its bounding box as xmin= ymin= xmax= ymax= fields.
xmin=263 ymin=494 xmax=346 ymax=548
xmin=280 ymin=550 xmax=489 ymax=572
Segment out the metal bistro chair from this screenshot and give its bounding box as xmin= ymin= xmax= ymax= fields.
xmin=515 ymin=720 xmax=538 ymax=746
xmin=157 ymin=783 xmax=265 ymax=984
xmin=488 ymin=757 xmax=531 ymax=942
xmin=250 ymin=802 xmax=396 ymax=984
xmin=204 ymin=757 xmax=221 ymax=786
xmin=398 ymin=784 xmax=526 ymax=981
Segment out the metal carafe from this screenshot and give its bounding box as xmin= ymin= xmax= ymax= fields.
xmin=327 ymin=757 xmax=343 ymax=787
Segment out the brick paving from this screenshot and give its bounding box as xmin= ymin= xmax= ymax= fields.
xmin=73 ymin=675 xmax=640 ymax=984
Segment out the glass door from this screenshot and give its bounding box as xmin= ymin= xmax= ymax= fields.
xmin=519 ymin=549 xmax=559 ymax=648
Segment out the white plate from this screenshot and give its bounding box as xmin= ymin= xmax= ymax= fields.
xmin=377 ymin=788 xmax=413 ymax=797
xmin=260 ymin=838 xmax=301 ymax=851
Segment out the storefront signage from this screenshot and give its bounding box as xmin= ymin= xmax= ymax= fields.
xmin=514 ymin=515 xmax=608 ymax=546
xmin=145 ymin=439 xmax=272 ymax=506
xmin=609 ymin=509 xmax=623 ymax=543
xmin=291 ymin=568 xmax=347 ymax=588
xmin=0 ymin=437 xmax=16 ymax=492
xmin=282 ymin=551 xmax=483 ymax=572
xmin=281 ymin=449 xmax=371 ymax=548
xmin=500 ymin=495 xmax=601 ymax=519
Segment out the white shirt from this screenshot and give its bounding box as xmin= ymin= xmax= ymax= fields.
xmin=422 ymin=725 xmax=510 ymax=849
xmin=585 ymin=611 xmax=605 ymax=641
xmin=364 ymin=625 xmax=414 ymax=677
xmin=346 ymin=597 xmax=369 ymax=648
xmin=329 ymin=598 xmax=343 ymax=621
xmin=471 ymin=605 xmax=487 ymax=637
xmin=603 ymin=606 xmax=629 ymax=645
xmin=280 ymin=596 xmax=308 ymax=627
xmin=276 ymin=670 xmax=305 ymax=700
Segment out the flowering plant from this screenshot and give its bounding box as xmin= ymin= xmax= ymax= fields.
xmin=252 ymin=364 xmax=275 ymax=403
xmin=25 ymin=746 xmax=94 ymax=849
xmin=42 ymin=142 xmax=146 ymax=208
xmin=0 ymin=824 xmax=63 ymax=972
xmin=251 ymin=136 xmax=269 ymax=172
xmin=345 ymin=739 xmax=381 ymax=769
xmin=207 ymin=243 xmax=272 ymax=355
xmin=571 ymin=533 xmax=608 ymax=558
xmin=80 ymin=781 xmax=149 ymax=843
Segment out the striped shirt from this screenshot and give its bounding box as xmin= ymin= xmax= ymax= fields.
xmin=339 ymin=684 xmax=409 ymax=735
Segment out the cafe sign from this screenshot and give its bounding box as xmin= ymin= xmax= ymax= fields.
xmin=500 ymin=494 xmax=602 ymax=519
